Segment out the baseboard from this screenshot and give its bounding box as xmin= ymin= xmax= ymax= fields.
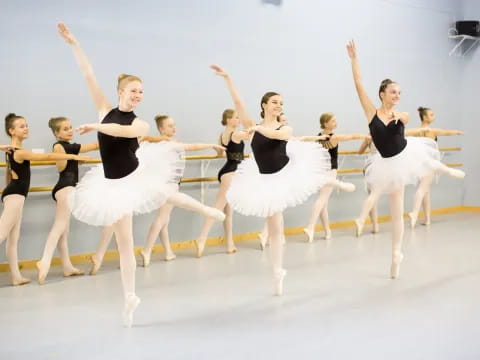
xmin=1 ymin=205 xmax=478 ymax=273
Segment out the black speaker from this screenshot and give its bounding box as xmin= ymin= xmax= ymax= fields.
xmin=456 ymin=21 xmax=480 ymax=37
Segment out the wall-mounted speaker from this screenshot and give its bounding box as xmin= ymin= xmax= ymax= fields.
xmin=456 ymin=21 xmax=480 ymax=37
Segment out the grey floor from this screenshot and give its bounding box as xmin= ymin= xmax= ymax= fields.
xmin=0 ymin=212 xmax=479 ymax=360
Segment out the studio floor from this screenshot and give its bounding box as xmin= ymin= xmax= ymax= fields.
xmin=1 ymin=212 xmax=479 ymax=360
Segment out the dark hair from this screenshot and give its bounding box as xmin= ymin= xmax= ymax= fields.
xmin=154 ymin=115 xmax=170 ymax=129
xmin=417 ymin=107 xmax=431 ymax=122
xmin=378 ymin=79 xmax=396 ymax=101
xmin=260 ymin=92 xmax=280 ymax=118
xmin=221 ymin=109 xmax=235 ymax=126
xmin=48 ymin=117 xmax=68 ymax=135
xmin=5 ymin=113 xmax=23 ymax=137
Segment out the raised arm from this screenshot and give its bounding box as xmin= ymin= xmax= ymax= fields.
xmin=14 ymin=149 xmax=90 ymax=163
xmin=77 ymin=118 xmax=150 ymax=138
xmin=183 ymin=143 xmax=225 ymax=152
xmin=80 ymin=142 xmax=99 ymax=153
xmin=58 ymin=23 xmax=111 ymax=117
xmin=210 ymin=65 xmax=255 ymax=129
xmin=347 ymin=41 xmax=376 ymax=122
xmin=140 ymin=135 xmax=171 ymax=143
xmin=296 ymin=135 xmax=329 ymax=142
xmin=429 ymin=128 xmax=463 ymax=136
xmin=254 ymin=125 xmax=292 ymax=140
xmin=333 ymin=133 xmax=369 ymax=142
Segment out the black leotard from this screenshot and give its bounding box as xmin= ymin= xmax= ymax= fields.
xmin=369 ymin=113 xmax=407 ymax=158
xmin=251 ymin=126 xmax=289 ymax=174
xmin=1 ymin=149 xmax=30 ymax=202
xmin=217 ymin=132 xmax=245 ymax=181
xmin=318 ymin=132 xmax=338 ymax=170
xmin=98 ymin=108 xmax=139 ymax=179
xmin=51 ymin=141 xmax=82 ymax=201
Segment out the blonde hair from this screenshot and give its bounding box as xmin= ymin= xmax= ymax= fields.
xmin=154 ymin=115 xmax=170 ymax=129
xmin=221 ymin=109 xmax=235 ymax=126
xmin=117 ymin=73 xmax=142 ymax=90
xmin=48 ymin=116 xmax=68 ymax=135
xmin=319 ymin=112 xmax=335 ymax=129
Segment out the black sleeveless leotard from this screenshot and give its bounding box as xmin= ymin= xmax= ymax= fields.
xmin=251 ymin=126 xmax=289 ymax=174
xmin=318 ymin=132 xmax=338 ymax=170
xmin=2 ymin=149 xmax=31 ymax=202
xmin=217 ymin=132 xmax=245 ymax=181
xmin=51 ymin=141 xmax=82 ymax=200
xmin=369 ymin=113 xmax=407 ymax=158
xmin=98 ymin=108 xmax=139 ymax=179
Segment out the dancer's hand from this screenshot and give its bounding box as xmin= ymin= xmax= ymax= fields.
xmin=0 ymin=145 xmax=14 ymax=152
xmin=211 ymin=144 xmax=226 ymax=152
xmin=346 ymin=40 xmax=357 ymax=60
xmin=246 ymin=126 xmax=258 ymax=135
xmin=210 ymin=65 xmax=229 ymax=78
xmin=57 ymin=23 xmax=78 ymax=45
xmin=76 ymin=124 xmax=97 ymax=135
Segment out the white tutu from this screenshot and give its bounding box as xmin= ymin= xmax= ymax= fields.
xmin=226 ymin=140 xmax=331 ymax=217
xmin=69 ymin=142 xmax=185 ymax=226
xmin=365 ymin=137 xmax=441 ymax=193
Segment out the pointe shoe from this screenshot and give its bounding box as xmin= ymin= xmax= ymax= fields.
xmin=63 ymin=267 xmax=85 ymax=277
xmin=448 ymin=168 xmax=465 ymax=179
xmin=123 ymin=293 xmax=141 ymax=328
xmin=354 ymin=219 xmax=363 ymax=237
xmin=89 ymin=255 xmax=101 ymax=276
xmin=194 ymin=239 xmax=205 ymax=258
xmin=273 ymin=269 xmax=287 ymax=296
xmin=165 ymin=252 xmax=177 ymax=261
xmin=324 ymin=229 xmax=332 ymax=240
xmin=203 ymin=206 xmax=226 ymax=222
xmin=372 ymin=223 xmax=380 ymax=234
xmin=303 ymin=228 xmax=314 ymax=243
xmin=408 ymin=212 xmax=417 ymax=229
xmin=422 ymin=219 xmax=431 ymax=226
xmin=140 ymin=249 xmax=151 ymax=267
xmin=36 ymin=261 xmax=48 ymax=285
xmin=258 ymin=233 xmax=268 ymax=250
xmin=226 ymin=246 xmax=237 ymax=254
xmin=12 ymin=276 xmax=31 ymax=286
xmin=390 ymin=252 xmax=404 ymax=279
xmin=338 ymin=182 xmax=356 ymax=192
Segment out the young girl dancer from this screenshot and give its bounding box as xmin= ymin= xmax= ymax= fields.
xmin=357 ymin=136 xmax=379 ymax=234
xmin=58 ymin=23 xmax=224 ymax=326
xmin=303 ymin=112 xmax=366 ymax=242
xmin=140 ymin=115 xmax=225 ymax=265
xmin=35 ymin=117 xmax=99 ymax=284
xmin=347 ymin=40 xmax=465 ymax=278
xmin=406 ymin=107 xmax=463 ymax=227
xmin=194 ymin=109 xmax=251 ymax=257
xmin=211 ymin=65 xmax=331 ymax=295
xmin=0 ymin=113 xmax=88 ymax=286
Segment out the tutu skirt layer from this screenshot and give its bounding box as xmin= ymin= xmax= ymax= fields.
xmin=226 ymin=140 xmax=331 ymax=217
xmin=69 ymin=142 xmax=185 ymax=226
xmin=365 ymin=137 xmax=441 ymax=193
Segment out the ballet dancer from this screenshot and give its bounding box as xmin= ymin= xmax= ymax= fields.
xmin=35 ymin=116 xmax=100 ymax=284
xmin=58 ymin=23 xmax=224 ymax=326
xmin=347 ymin=40 xmax=464 ymax=279
xmin=211 ymin=65 xmax=331 ymax=295
xmin=406 ymin=107 xmax=463 ymax=227
xmin=303 ymin=112 xmax=366 ymax=242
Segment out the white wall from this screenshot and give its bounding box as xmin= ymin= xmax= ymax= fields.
xmin=0 ymin=0 xmax=469 ymax=261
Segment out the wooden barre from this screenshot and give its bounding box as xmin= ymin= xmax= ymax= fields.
xmin=0 ymin=163 xmax=464 ymax=194
xmin=0 ymin=147 xmax=462 ymax=167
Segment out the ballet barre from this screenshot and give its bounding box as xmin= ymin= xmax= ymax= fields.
xmin=0 ymin=147 xmax=461 ymax=167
